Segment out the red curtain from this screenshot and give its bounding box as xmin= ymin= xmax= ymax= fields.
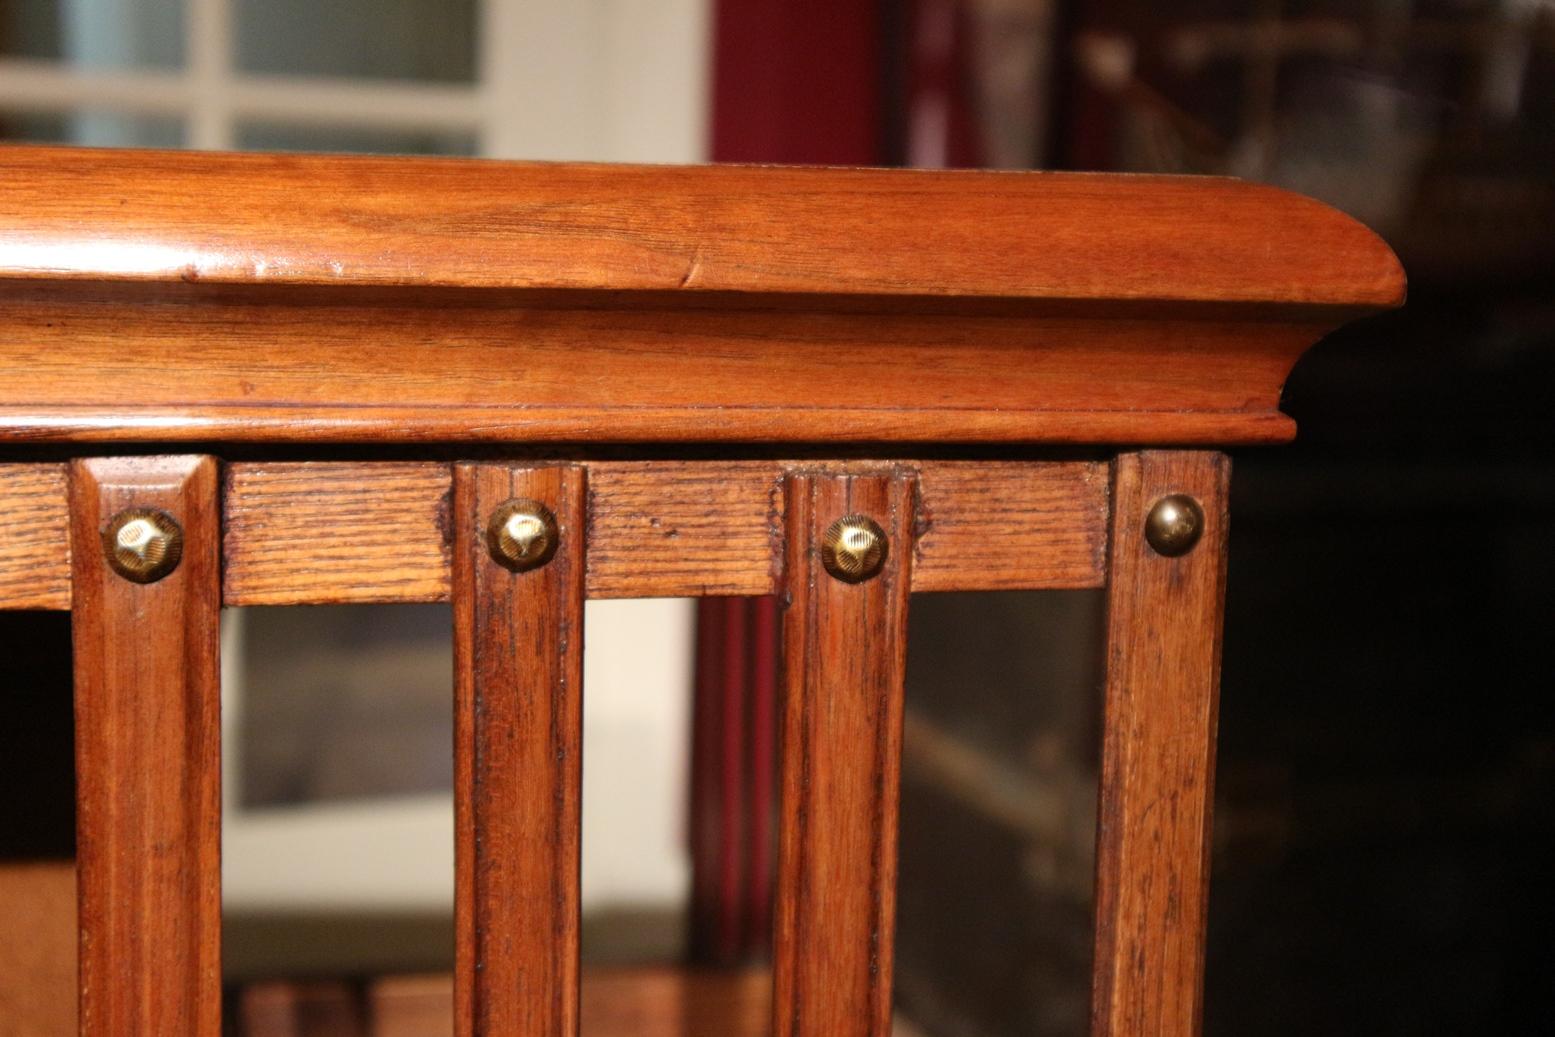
xmin=690 ymin=0 xmax=981 ymax=965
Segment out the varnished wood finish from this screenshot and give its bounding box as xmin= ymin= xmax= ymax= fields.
xmin=223 ymin=462 xmax=452 ymax=606
xmin=453 ymin=464 xmax=586 ymax=1037
xmin=1091 ymin=451 xmax=1231 ymax=1037
xmin=70 ymin=455 xmax=222 ymax=1037
xmin=0 ymin=463 xmax=69 ymax=609
xmin=773 ymin=469 xmax=915 ymax=1037
xmin=0 ymin=148 xmax=1402 ymax=305
xmin=0 ymin=148 xmax=1403 ymax=446
xmin=0 ymin=305 xmax=1320 ymax=445
xmin=0 ymin=459 xmax=1106 ymax=609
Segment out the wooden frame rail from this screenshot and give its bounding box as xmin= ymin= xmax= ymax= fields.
xmin=0 ymin=459 xmax=1108 ymax=610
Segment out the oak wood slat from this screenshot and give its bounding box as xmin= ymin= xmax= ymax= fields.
xmin=0 ymin=462 xmax=69 ymax=609
xmin=453 ymin=464 xmax=586 ymax=1037
xmin=223 ymin=462 xmax=453 ymax=606
xmin=772 ymin=469 xmax=915 ymax=1037
xmin=0 ymin=459 xmax=1105 ymax=609
xmin=1090 ymin=450 xmax=1231 ymax=1037
xmin=70 ymin=455 xmax=222 ymax=1037
xmin=231 ymin=459 xmax=1106 ymax=605
xmin=0 ymin=460 xmax=1104 ymax=610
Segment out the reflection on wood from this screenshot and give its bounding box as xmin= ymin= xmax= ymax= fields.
xmin=233 ymin=968 xmax=932 ymax=1037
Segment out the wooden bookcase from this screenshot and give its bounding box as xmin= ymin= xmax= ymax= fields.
xmin=0 ymin=145 xmax=1402 ymax=1036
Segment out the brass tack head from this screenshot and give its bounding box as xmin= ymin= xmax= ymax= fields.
xmin=1145 ymin=493 xmax=1205 ymax=558
xmin=821 ymin=514 xmax=888 ymax=584
xmin=102 ymin=508 xmax=184 ymax=584
xmin=486 ymin=498 xmax=559 ymax=572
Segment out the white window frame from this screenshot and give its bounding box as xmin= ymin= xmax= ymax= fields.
xmin=0 ymin=0 xmax=710 ymax=162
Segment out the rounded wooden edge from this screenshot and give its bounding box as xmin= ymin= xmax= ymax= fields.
xmin=0 ymin=146 xmax=1404 ymax=311
xmin=0 ymin=404 xmax=1298 ymax=446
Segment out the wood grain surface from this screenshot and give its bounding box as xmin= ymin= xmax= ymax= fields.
xmin=0 ymin=302 xmax=1330 ymax=446
xmin=453 ymin=464 xmax=586 ymax=1037
xmin=0 ymin=148 xmax=1404 ymax=446
xmin=772 ymin=469 xmax=915 ymax=1037
xmin=70 ymin=455 xmax=222 ymax=1037
xmin=0 ymin=459 xmax=1106 ymax=609
xmin=0 ymin=147 xmax=1403 ymax=308
xmin=0 ymin=463 xmax=68 ymax=609
xmin=1090 ymin=451 xmax=1231 ymax=1037
xmin=223 ymin=462 xmax=452 ymax=606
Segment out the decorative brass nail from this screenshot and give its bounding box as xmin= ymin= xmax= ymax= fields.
xmin=102 ymin=508 xmax=184 ymax=584
xmin=486 ymin=498 xmax=559 ymax=572
xmin=821 ymin=514 xmax=888 ymax=584
xmin=1144 ymin=493 xmax=1205 ymax=558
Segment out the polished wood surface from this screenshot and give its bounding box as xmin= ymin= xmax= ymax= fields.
xmin=1091 ymin=451 xmax=1231 ymax=1037
xmin=0 ymin=301 xmax=1330 ymax=445
xmin=453 ymin=465 xmax=586 ymax=1037
xmin=0 ymin=147 xmax=1402 ymax=307
xmin=0 ymin=459 xmax=1106 ymax=610
xmin=773 ymin=470 xmax=915 ymax=1037
xmin=0 ymin=147 xmax=1403 ymax=446
xmin=69 ymin=456 xmax=222 ymax=1037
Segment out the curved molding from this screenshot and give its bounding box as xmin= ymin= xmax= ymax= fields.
xmin=0 ymin=147 xmax=1404 ymax=445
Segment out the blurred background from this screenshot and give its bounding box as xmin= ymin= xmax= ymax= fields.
xmin=0 ymin=0 xmax=1552 ymax=1034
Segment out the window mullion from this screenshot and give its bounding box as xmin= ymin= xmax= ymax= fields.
xmin=188 ymin=0 xmax=233 ymax=150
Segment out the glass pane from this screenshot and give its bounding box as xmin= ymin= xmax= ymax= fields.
xmin=0 ymin=0 xmax=184 ymax=68
xmin=0 ymin=611 xmax=73 ymax=860
xmin=0 ymin=611 xmax=73 ymax=1032
xmin=222 ymin=596 xmax=696 ymax=1028
xmin=0 ymin=110 xmax=183 ymax=147
xmin=896 ymin=590 xmax=1105 ymax=1037
xmin=234 ymin=0 xmax=476 ymax=82
xmin=236 ymin=121 xmax=475 ymax=156
xmin=237 ymin=605 xmax=450 ymax=807
xmin=223 ymin=604 xmax=456 ymax=1005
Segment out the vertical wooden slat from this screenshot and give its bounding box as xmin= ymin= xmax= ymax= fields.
xmin=454 ymin=464 xmax=586 ymax=1037
xmin=70 ymin=455 xmax=222 ymax=1036
xmin=1091 ymin=450 xmax=1231 ymax=1037
xmin=772 ymin=469 xmax=915 ymax=1037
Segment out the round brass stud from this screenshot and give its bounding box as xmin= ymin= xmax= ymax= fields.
xmin=102 ymin=508 xmax=184 ymax=584
xmin=821 ymin=514 xmax=888 ymax=584
xmin=1144 ymin=493 xmax=1205 ymax=558
xmin=486 ymin=498 xmax=559 ymax=572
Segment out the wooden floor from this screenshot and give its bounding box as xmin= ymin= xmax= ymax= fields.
xmin=242 ymin=968 xmax=773 ymax=1037
xmin=1 ymin=862 xmax=926 ymax=1037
